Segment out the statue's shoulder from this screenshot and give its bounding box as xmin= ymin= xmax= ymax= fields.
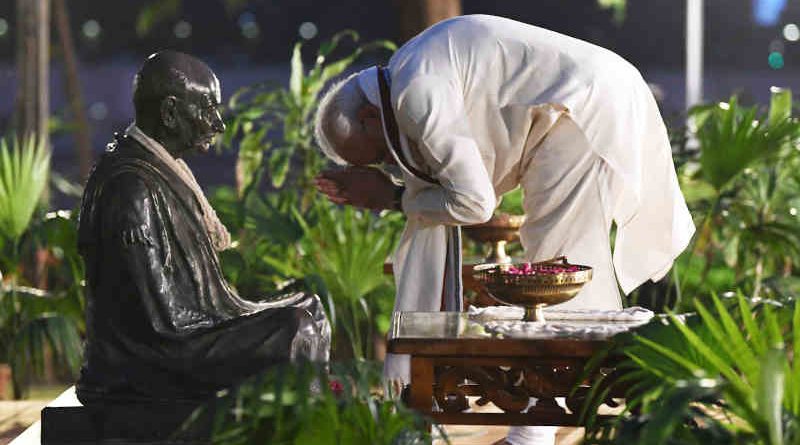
xmin=95 ymin=134 xmax=160 ymax=181
xmin=87 ymin=134 xmax=160 ymax=201
xmin=78 ymin=134 xmax=161 ymax=247
xmin=100 ymin=132 xmax=152 ymax=165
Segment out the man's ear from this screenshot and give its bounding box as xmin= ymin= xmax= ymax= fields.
xmin=160 ymin=96 xmax=179 ymax=129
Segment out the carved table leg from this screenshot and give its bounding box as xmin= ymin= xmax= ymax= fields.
xmin=409 ymin=356 xmax=434 ymax=414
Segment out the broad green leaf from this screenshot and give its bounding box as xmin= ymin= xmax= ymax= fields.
xmin=497 ymin=187 xmax=524 ymax=215
xmin=640 ymin=384 xmax=715 ymax=445
xmin=666 ymin=312 xmax=750 ymax=396
xmin=235 ymin=127 xmax=267 ymax=196
xmin=695 ymin=96 xmax=798 ymax=192
xmin=707 ymin=293 xmax=759 ymax=380
xmin=629 ymin=336 xmax=701 ymax=378
xmin=267 ymin=148 xmax=292 ymax=188
xmin=739 ymin=292 xmax=766 ymax=355
xmin=289 ymin=43 xmax=304 ymax=100
xmin=769 ymin=87 xmax=792 ymax=126
xmin=680 ymin=175 xmax=718 ymax=204
xmin=222 ymin=117 xmax=241 ymax=148
xmin=722 ymin=233 xmax=740 ymax=267
xmin=316 ymin=30 xmax=360 ymax=61
xmin=757 ymin=348 xmax=786 ymax=445
xmin=0 ymin=136 xmax=50 ymax=243
xmin=763 ymin=304 xmax=785 ymax=349
xmin=692 ymin=215 xmax=714 ymax=255
xmin=597 ymin=0 xmax=627 ymax=23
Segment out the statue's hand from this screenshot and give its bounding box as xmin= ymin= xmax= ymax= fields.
xmin=314 ymin=166 xmax=397 ymax=210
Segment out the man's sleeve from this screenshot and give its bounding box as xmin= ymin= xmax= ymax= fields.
xmin=393 ymin=74 xmax=496 ymax=225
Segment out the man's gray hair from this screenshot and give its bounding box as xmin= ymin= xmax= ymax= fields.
xmin=313 ymin=71 xmax=367 ymax=165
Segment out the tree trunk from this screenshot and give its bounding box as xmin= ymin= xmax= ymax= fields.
xmin=53 ymin=0 xmax=93 ymax=182
xmin=393 ymin=0 xmax=462 ymax=43
xmin=15 ymin=0 xmax=49 ymax=146
xmin=12 ymin=370 xmax=24 ymax=400
xmin=0 ymin=364 xmax=10 ymax=400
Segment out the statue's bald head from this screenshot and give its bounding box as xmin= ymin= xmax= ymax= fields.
xmin=133 ymin=50 xmax=221 ymax=119
xmin=131 ymin=50 xmax=225 ymax=157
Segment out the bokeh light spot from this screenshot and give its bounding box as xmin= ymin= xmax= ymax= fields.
xmin=241 ymin=22 xmax=260 ymax=39
xmin=784 ymin=23 xmax=800 ymax=41
xmin=238 ymin=12 xmax=256 ymax=27
xmin=755 ymin=0 xmax=787 ymax=27
xmin=82 ymin=20 xmax=101 ymax=39
xmin=238 ymin=12 xmax=259 ymax=39
xmin=769 ymin=51 xmax=785 ymax=69
xmin=299 ymin=22 xmax=318 ymax=40
xmin=174 ymin=20 xmax=192 ymax=39
xmin=88 ymin=102 xmax=108 ymax=121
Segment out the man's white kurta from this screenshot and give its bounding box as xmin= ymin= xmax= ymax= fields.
xmin=366 ymin=15 xmax=695 ymax=381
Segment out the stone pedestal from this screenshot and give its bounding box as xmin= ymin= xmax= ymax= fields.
xmin=41 ymin=403 xmax=211 ymax=445
xmin=11 ymin=387 xmax=212 ymax=445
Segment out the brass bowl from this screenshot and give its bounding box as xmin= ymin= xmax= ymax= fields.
xmin=463 ymin=214 xmax=524 ymax=243
xmin=472 ymin=257 xmax=593 ymax=322
xmin=463 ymin=214 xmax=525 ymax=264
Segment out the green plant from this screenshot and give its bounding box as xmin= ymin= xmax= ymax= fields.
xmin=31 ymin=210 xmax=87 ymax=328
xmin=675 ymin=89 xmax=800 ymax=305
xmin=211 ymin=187 xmax=307 ymax=296
xmin=296 ymin=201 xmax=403 ymax=360
xmin=597 ymin=0 xmax=627 ymax=22
xmin=199 ymin=361 xmax=438 ymax=445
xmin=0 ymin=286 xmax=82 ymax=399
xmin=693 ymin=95 xmax=797 ymax=194
xmin=0 ymin=136 xmax=50 ymax=245
xmin=0 ymin=136 xmax=81 ymax=399
xmin=582 ymin=292 xmax=800 ymax=445
xmin=496 ymin=187 xmax=524 ymax=216
xmin=212 ymin=186 xmax=403 ymax=361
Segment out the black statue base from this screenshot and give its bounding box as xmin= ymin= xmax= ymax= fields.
xmin=41 ymin=403 xmax=211 ymax=445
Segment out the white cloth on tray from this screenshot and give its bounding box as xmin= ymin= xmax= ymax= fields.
xmin=467 ymin=304 xmax=655 ymax=322
xmin=481 ymin=319 xmax=649 ymax=339
xmin=469 ymin=304 xmax=654 ymax=339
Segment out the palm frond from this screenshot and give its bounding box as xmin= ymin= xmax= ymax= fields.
xmin=693 ymin=97 xmax=798 ymax=193
xmin=0 ymin=135 xmax=50 ymax=243
xmin=583 ymin=292 xmax=800 ymax=444
xmin=295 ymin=201 xmax=402 ymax=358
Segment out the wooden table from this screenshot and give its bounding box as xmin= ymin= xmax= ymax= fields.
xmin=388 ymin=311 xmax=638 ymax=426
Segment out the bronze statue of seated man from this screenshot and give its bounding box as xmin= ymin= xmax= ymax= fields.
xmin=75 ymin=50 xmax=330 ymax=405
